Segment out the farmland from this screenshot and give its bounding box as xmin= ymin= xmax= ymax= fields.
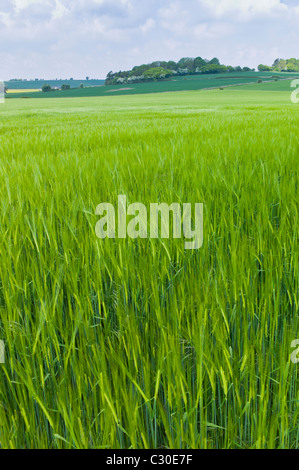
xmin=6 ymin=89 xmax=40 ymax=94
xmin=5 ymin=79 xmax=105 ymax=91
xmin=6 ymin=71 xmax=299 ymax=99
xmin=0 ymin=86 xmax=299 ymax=449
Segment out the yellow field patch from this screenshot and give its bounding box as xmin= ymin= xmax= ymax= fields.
xmin=6 ymin=89 xmax=40 ymax=94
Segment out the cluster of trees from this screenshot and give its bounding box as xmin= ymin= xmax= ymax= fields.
xmin=105 ymin=57 xmax=255 ymax=85
xmin=258 ymin=58 xmax=299 ymax=72
xmin=41 ymin=84 xmax=52 ymax=92
xmin=42 ymin=83 xmax=84 ymax=92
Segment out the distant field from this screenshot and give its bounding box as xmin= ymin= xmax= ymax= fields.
xmin=0 ymin=89 xmax=299 ymax=449
xmin=6 ymin=71 xmax=299 ymax=99
xmin=5 ymin=79 xmax=105 ymax=91
xmin=231 ymin=79 xmax=299 ymax=91
xmin=6 ymin=89 xmax=40 ymax=94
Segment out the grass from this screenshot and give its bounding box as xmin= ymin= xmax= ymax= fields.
xmin=232 ymin=79 xmax=299 ymax=92
xmin=0 ymin=88 xmax=299 ymax=449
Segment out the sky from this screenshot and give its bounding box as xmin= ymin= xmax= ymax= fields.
xmin=0 ymin=0 xmax=299 ymax=80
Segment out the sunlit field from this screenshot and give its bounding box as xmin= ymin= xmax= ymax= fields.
xmin=0 ymin=88 xmax=298 ymax=449
xmin=6 ymin=89 xmax=40 ymax=94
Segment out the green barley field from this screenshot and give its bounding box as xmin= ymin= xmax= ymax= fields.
xmin=0 ymin=88 xmax=299 ymax=449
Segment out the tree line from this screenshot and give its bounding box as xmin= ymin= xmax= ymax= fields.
xmin=258 ymin=58 xmax=299 ymax=72
xmin=105 ymin=57 xmax=255 ymax=85
xmin=42 ymin=83 xmax=84 ymax=92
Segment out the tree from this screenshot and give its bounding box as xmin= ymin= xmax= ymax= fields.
xmin=86 ymin=76 xmax=89 ymax=81
xmin=80 ymin=83 xmax=84 ymax=89
xmin=286 ymin=58 xmax=299 ymax=72
xmin=42 ymin=84 xmax=52 ymax=92
xmin=167 ymin=61 xmax=178 ymax=71
xmin=151 ymin=61 xmax=168 ymax=69
xmin=258 ymin=64 xmax=273 ymax=71
xmin=178 ymin=57 xmax=195 ymax=72
xmin=201 ymin=64 xmax=227 ymax=74
xmin=131 ymin=64 xmax=150 ymax=77
xmin=104 ymin=56 xmax=255 ymax=85
xmin=194 ymin=57 xmax=206 ymax=71
xmin=61 ymin=84 xmax=71 ymax=90
xmin=272 ymin=58 xmax=281 ymax=67
xmin=143 ymin=67 xmax=173 ymax=80
xmin=209 ymin=57 xmax=220 ymax=65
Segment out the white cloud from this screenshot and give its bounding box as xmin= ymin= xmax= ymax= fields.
xmin=193 ymin=22 xmax=234 ymax=40
xmin=0 ymin=12 xmax=13 ymax=27
xmin=199 ymin=0 xmax=289 ymax=19
xmin=158 ymin=3 xmax=190 ymax=35
xmin=0 ymin=0 xmax=298 ymax=80
xmin=12 ymin=0 xmax=48 ymax=13
xmin=52 ymin=0 xmax=68 ymax=20
xmin=140 ymin=18 xmax=155 ymax=33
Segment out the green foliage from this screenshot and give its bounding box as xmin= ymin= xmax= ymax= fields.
xmin=41 ymin=84 xmax=52 ymax=92
xmin=258 ymin=64 xmax=273 ymax=72
xmin=208 ymin=57 xmax=220 ymax=65
xmin=131 ymin=64 xmax=150 ymax=77
xmin=61 ymin=84 xmax=71 ymax=90
xmin=194 ymin=56 xmax=206 ymax=71
xmin=166 ymin=60 xmax=178 ymax=71
xmin=143 ymin=67 xmax=173 ymax=80
xmin=0 ymin=89 xmax=298 ymax=449
xmin=201 ymin=64 xmax=228 ymax=74
xmin=263 ymin=58 xmax=299 ymax=72
xmin=286 ymin=58 xmax=299 ymax=72
xmin=177 ymin=57 xmax=195 ymax=71
xmin=105 ymin=56 xmax=254 ymax=85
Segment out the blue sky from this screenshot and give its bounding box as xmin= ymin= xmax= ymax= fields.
xmin=0 ymin=0 xmax=298 ymax=80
